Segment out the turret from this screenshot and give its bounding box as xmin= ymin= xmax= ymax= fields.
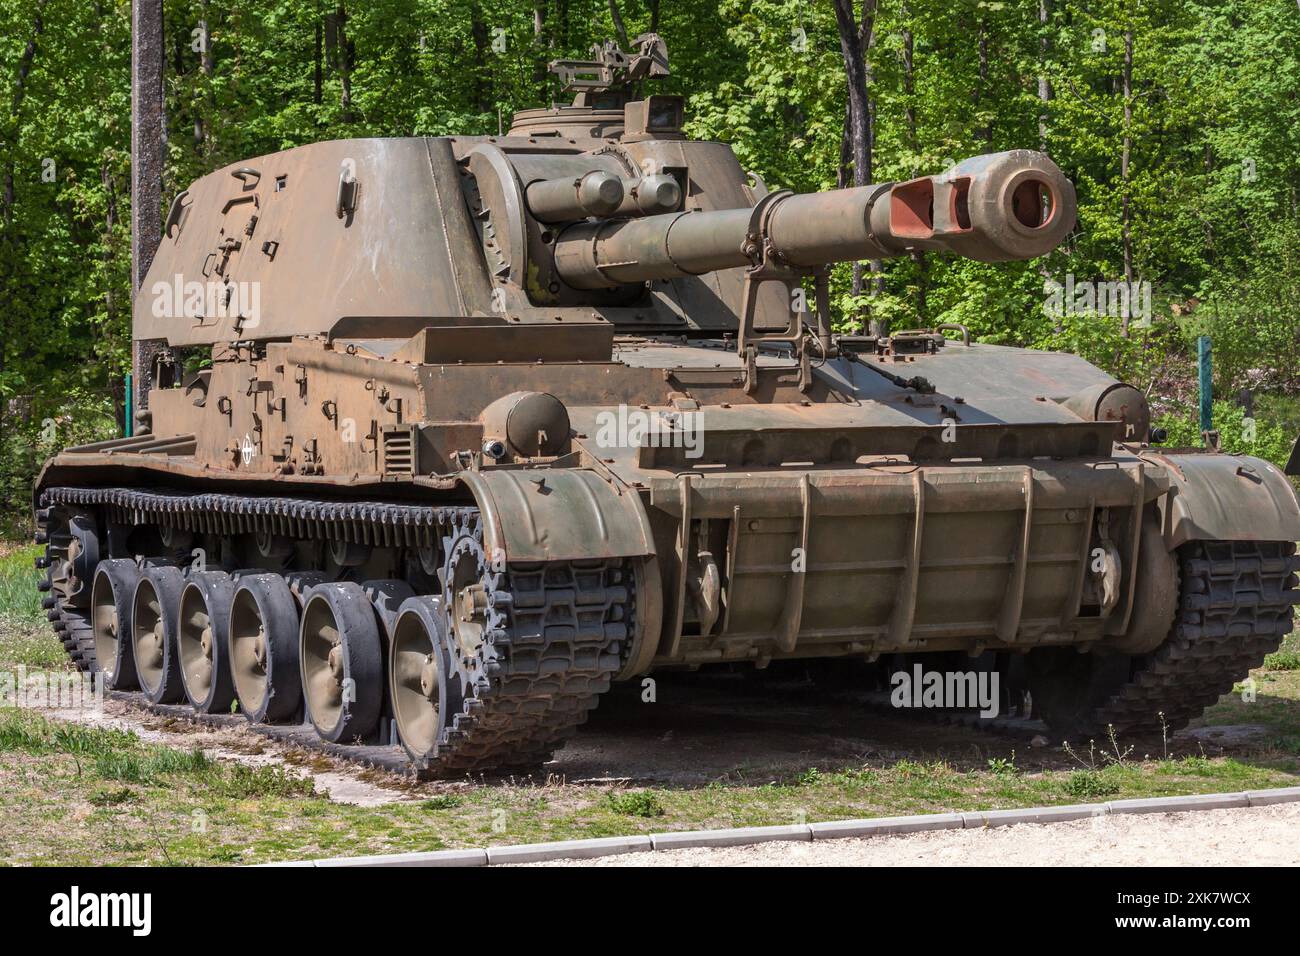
xmin=131 ymin=32 xmax=1080 ymax=360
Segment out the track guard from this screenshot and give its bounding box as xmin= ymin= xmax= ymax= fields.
xmin=455 ymin=468 xmax=654 ymax=564
xmin=1148 ymin=452 xmax=1300 ymax=548
xmin=456 ymin=469 xmax=662 ymax=679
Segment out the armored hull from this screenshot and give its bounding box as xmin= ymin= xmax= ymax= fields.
xmin=34 ymin=36 xmax=1300 ymax=773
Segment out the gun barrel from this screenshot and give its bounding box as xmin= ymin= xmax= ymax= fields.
xmin=552 ymin=150 xmax=1075 ymax=290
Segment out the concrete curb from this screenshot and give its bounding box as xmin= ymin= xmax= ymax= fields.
xmin=809 ymin=812 xmax=966 ymax=839
xmin=650 ymin=824 xmax=811 ymax=850
xmin=486 ymin=836 xmax=652 ymax=865
xmin=276 ymin=784 xmax=1300 ymax=867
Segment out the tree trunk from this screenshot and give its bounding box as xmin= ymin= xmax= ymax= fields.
xmin=533 ymin=1 xmax=548 ymax=84
xmin=1038 ymin=0 xmax=1051 ymax=150
xmin=832 ymin=0 xmax=878 ymax=312
xmin=335 ymin=4 xmax=352 ymax=121
xmin=1120 ymin=28 xmax=1133 ymax=337
xmin=194 ymin=1 xmax=214 ymax=150
xmin=470 ymin=2 xmax=489 ymax=114
xmin=608 ymin=0 xmax=630 ymax=49
xmin=131 ymin=0 xmax=164 ymax=290
xmin=975 ymin=18 xmax=991 ymax=143
xmin=902 ymin=8 xmax=926 ymax=323
xmin=102 ymin=160 xmax=121 ymax=428
xmin=314 ymin=20 xmax=323 ymax=105
xmin=3 ymin=0 xmax=48 ymax=230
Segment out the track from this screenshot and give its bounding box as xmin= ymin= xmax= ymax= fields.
xmin=32 ymin=486 xmax=1298 ymax=773
xmin=1038 ymin=540 xmax=1298 ymax=739
xmin=429 ymin=512 xmax=629 ymax=773
xmin=35 ymin=486 xmax=632 ymax=779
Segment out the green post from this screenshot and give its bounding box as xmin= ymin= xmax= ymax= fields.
xmin=1197 ymin=335 xmax=1213 ymax=438
xmin=124 ymin=373 xmax=133 ymax=437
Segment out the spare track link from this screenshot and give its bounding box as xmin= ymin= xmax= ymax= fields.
xmin=36 ymin=486 xmax=631 ymax=777
xmin=1075 ymin=539 xmax=1298 ymax=737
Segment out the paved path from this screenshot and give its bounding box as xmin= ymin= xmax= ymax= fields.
xmin=534 ymin=802 xmax=1300 ymax=866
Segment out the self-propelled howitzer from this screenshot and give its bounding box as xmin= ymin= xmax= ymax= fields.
xmin=33 ymin=33 xmax=1299 ymax=777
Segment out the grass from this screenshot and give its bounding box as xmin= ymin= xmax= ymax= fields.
xmin=1263 ymin=649 xmax=1300 ymax=671
xmin=0 ymin=539 xmax=1297 ymax=865
xmin=0 ymin=542 xmax=42 ymax=624
xmin=1 ymin=698 xmax=1294 ymax=866
xmin=605 ymin=789 xmax=666 ymax=818
xmin=0 ymin=543 xmax=63 ymax=670
xmin=0 ymin=709 xmax=312 ymax=797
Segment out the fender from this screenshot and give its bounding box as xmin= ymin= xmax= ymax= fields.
xmin=455 ymin=467 xmax=655 ymax=564
xmin=1144 ymin=451 xmax=1300 ymax=548
xmin=456 ymin=468 xmax=663 ymax=679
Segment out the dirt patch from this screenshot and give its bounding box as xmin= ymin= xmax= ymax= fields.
xmin=1178 ymin=724 xmax=1275 ymax=748
xmin=29 ymin=669 xmax=1296 ymax=796
xmin=43 ymin=699 xmax=414 ymax=807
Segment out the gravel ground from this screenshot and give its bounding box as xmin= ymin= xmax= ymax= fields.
xmin=532 ymin=802 xmax=1300 ymax=866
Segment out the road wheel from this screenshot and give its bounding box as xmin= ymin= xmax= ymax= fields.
xmin=228 ymin=573 xmax=302 ymax=723
xmin=90 ymin=560 xmax=142 ymax=690
xmin=299 ymin=582 xmax=383 ymax=743
xmin=131 ymin=565 xmax=188 ymax=704
xmin=389 ymin=596 xmax=455 ymax=763
xmin=178 ymin=572 xmax=237 ymax=713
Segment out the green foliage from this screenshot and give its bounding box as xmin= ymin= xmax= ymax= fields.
xmin=605 ymin=789 xmax=665 ymax=817
xmin=1063 ymin=769 xmax=1120 ymax=799
xmin=1264 ymin=650 xmax=1300 ymax=671
xmin=796 ymin=766 xmax=822 ymax=786
xmin=0 ymin=543 xmax=42 ymax=626
xmin=986 ymin=755 xmax=1017 ymax=776
xmin=0 ymin=0 xmax=1297 ymax=528
xmin=1155 ymin=399 xmax=1295 ymax=468
xmin=419 ymin=794 xmax=463 ymax=811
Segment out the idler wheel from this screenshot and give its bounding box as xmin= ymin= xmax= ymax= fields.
xmin=299 ymin=582 xmax=383 ymax=742
xmin=228 ymin=573 xmax=302 ymax=723
xmin=389 ymin=596 xmax=456 ymax=762
xmin=177 ymin=572 xmax=238 ymax=713
xmin=90 ymin=560 xmax=142 ymax=690
xmin=131 ymin=565 xmax=187 ymax=704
